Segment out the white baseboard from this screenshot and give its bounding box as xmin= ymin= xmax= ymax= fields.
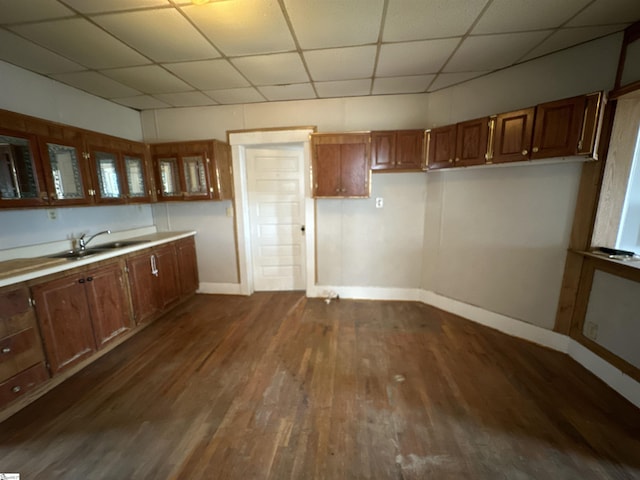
xmin=309 ymin=285 xmax=422 ymax=301
xmin=197 ymin=282 xmax=244 ymax=295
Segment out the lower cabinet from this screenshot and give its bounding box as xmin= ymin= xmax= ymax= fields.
xmin=176 ymin=236 xmax=199 ymax=297
xmin=0 ymin=285 xmax=49 ymax=409
xmin=32 ymin=261 xmax=132 ymax=374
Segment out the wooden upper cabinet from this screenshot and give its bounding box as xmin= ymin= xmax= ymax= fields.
xmin=426 ymin=125 xmax=457 ymax=170
xmin=455 ymin=118 xmax=489 ymax=167
xmin=490 ymin=107 xmax=535 ymax=164
xmin=0 ymin=128 xmax=49 ymax=208
xmin=312 ymin=133 xmax=370 ymax=198
xmin=531 ymin=95 xmax=586 ymax=159
xmin=212 ymin=140 xmax=233 ymax=200
xmin=372 ymin=130 xmax=425 ymax=171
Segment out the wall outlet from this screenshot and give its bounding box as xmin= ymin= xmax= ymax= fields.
xmin=375 ymin=197 xmax=384 ymax=208
xmin=47 ymin=209 xmax=58 ymax=221
xmin=584 ymin=321 xmax=599 ymax=341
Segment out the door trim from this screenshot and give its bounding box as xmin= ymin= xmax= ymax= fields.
xmin=228 ymin=128 xmax=316 ymax=296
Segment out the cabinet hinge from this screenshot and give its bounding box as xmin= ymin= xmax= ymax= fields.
xmin=83 ymin=152 xmax=90 ymax=160
xmin=577 ymin=139 xmax=583 ymax=150
xmin=124 ymin=266 xmax=129 ymax=273
xmin=29 ymin=297 xmax=35 ymax=307
xmin=206 ymin=157 xmax=211 ymax=163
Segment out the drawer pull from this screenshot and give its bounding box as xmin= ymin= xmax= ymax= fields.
xmin=11 ymin=385 xmax=21 ymax=393
xmin=2 ymin=347 xmax=11 ymax=354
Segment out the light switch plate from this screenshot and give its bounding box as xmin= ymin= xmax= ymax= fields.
xmin=375 ymin=197 xmax=383 ymax=208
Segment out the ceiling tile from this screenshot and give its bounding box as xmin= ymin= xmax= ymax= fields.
xmin=232 ymin=53 xmax=309 ymax=86
xmin=473 ymin=0 xmax=591 ymax=34
xmin=93 ymin=9 xmax=220 ymax=63
xmin=61 ymin=0 xmax=171 ymax=14
xmin=112 ymin=95 xmax=171 ymax=110
xmin=258 ymin=83 xmax=316 ymax=101
xmin=102 ymin=65 xmax=192 ymax=94
xmin=304 ymin=46 xmax=376 ymax=81
xmin=284 ymin=0 xmax=384 ymax=49
xmin=50 ymin=71 xmax=141 ymax=98
xmin=153 ymin=91 xmax=217 ymax=107
xmin=377 ymin=38 xmax=460 ymax=77
xmin=567 ymin=0 xmax=640 ymax=27
xmin=164 ymin=59 xmax=248 ymax=90
xmin=372 ymin=75 xmax=435 ymax=94
xmin=0 ymin=0 xmax=73 ymax=24
xmin=444 ymin=31 xmax=551 ymax=72
xmin=315 ymin=79 xmax=372 ymax=98
xmin=428 ymin=71 xmax=488 ymax=91
xmin=522 ymin=25 xmax=627 ymax=61
xmin=384 ymin=0 xmax=489 ymax=42
xmin=182 ymin=0 xmax=295 ymax=56
xmin=10 ymin=18 xmax=149 ymax=69
xmin=0 ymin=29 xmax=84 ymax=74
xmin=205 ymin=87 xmax=266 ymax=105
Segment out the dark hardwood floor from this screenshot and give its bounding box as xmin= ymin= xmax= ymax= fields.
xmin=0 ymin=292 xmax=638 ymax=479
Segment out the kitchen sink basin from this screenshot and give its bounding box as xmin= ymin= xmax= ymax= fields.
xmin=46 ymin=248 xmax=108 ymax=259
xmin=94 ymin=240 xmax=151 ymax=249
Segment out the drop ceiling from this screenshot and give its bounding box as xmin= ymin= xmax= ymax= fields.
xmin=0 ymin=0 xmax=639 ymax=111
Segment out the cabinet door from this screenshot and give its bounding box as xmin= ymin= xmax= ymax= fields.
xmin=155 ymin=244 xmax=180 ymax=309
xmin=182 ymin=154 xmax=211 ymax=200
xmin=455 ymin=118 xmax=489 ymax=167
xmin=39 ymin=137 xmax=92 ymax=205
xmin=127 ymin=253 xmax=159 ymax=325
xmin=371 ymin=131 xmax=396 ymax=170
xmin=0 ymin=129 xmax=48 ymax=207
xmin=32 ymin=274 xmax=96 ymax=374
xmin=212 ymin=141 xmax=233 ymax=200
xmin=531 ymin=95 xmax=586 ymax=159
xmin=314 ymin=143 xmax=342 ymax=197
xmin=91 ymin=148 xmax=125 ymax=204
xmin=84 ymin=263 xmax=132 ymax=348
xmin=123 ymin=155 xmax=152 ymax=203
xmin=395 ymin=130 xmax=425 ymax=169
xmin=491 ymin=108 xmax=535 ymax=164
xmin=341 ymin=143 xmax=369 ymax=197
xmin=176 ymin=237 xmax=199 ymax=297
xmin=156 ymin=157 xmax=182 ymax=201
xmin=427 ymin=125 xmax=456 ymax=169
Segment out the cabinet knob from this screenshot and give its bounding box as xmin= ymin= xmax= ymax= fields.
xmin=532 ymin=147 xmax=539 ymax=153
xmin=341 ymin=188 xmax=347 ymax=193
xmin=522 ymin=149 xmax=528 ymax=156
xmin=335 ymin=188 xmax=340 ymax=193
xmin=87 ymin=276 xmax=93 ymax=282
xmin=448 ymin=158 xmax=453 ymax=163
xmin=78 ymin=278 xmax=85 ymax=284
xmin=2 ymin=347 xmax=11 ymax=354
xmin=11 ymin=385 xmax=21 ymax=393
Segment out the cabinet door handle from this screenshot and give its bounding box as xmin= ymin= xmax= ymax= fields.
xmin=448 ymin=158 xmax=453 ymax=163
xmin=522 ymin=149 xmax=528 ymax=156
xmin=2 ymin=347 xmax=11 ymax=354
xmin=151 ymin=255 xmax=159 ymax=277
xmin=86 ymin=276 xmax=93 ymax=282
xmin=11 ymin=385 xmax=21 ymax=393
xmin=78 ymin=278 xmax=85 ymax=284
xmin=532 ymin=147 xmax=539 ymax=153
xmin=335 ymin=188 xmax=340 ymax=193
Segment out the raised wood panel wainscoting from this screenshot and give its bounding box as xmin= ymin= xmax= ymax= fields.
xmin=0 ymin=293 xmax=638 ymax=479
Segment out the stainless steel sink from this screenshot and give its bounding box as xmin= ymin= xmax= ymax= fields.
xmin=46 ymin=248 xmax=108 ymax=259
xmin=93 ymin=240 xmax=151 ymax=249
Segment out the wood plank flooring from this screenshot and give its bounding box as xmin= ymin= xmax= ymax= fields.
xmin=0 ymin=292 xmax=639 ymax=479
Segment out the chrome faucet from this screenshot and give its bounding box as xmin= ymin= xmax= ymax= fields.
xmin=79 ymin=230 xmax=111 ymax=250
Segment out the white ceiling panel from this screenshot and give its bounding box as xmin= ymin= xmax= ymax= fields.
xmin=232 ymin=53 xmax=309 ymax=86
xmin=473 ymin=0 xmax=591 ymax=34
xmin=103 ymin=65 xmax=192 ymax=94
xmin=61 ymin=0 xmax=171 ymax=14
xmin=284 ymin=0 xmax=384 ymax=49
xmin=112 ymin=95 xmax=171 ymax=110
xmin=523 ymin=25 xmax=627 ymax=61
xmin=164 ymin=59 xmax=249 ymax=90
xmin=258 ymin=83 xmax=316 ymax=102
xmin=428 ymin=72 xmax=488 ymax=91
xmin=182 ymin=1 xmax=295 ymax=56
xmin=0 ymin=0 xmax=73 ymax=24
xmin=50 ymin=71 xmax=141 ymax=98
xmin=444 ymin=31 xmax=552 ymax=72
xmin=93 ymin=9 xmax=220 ymax=63
xmin=153 ymin=91 xmax=217 ymax=107
xmin=377 ymin=38 xmax=460 ymax=77
xmin=315 ymin=79 xmax=372 ymax=98
xmin=205 ymin=87 xmax=266 ymax=105
xmin=10 ymin=18 xmax=149 ymax=69
xmin=304 ymin=46 xmax=377 ymax=81
xmin=384 ymin=0 xmax=489 ymax=42
xmin=372 ymin=75 xmax=435 ymax=94
xmin=0 ymin=29 xmax=84 ymax=74
xmin=567 ymin=0 xmax=640 ymax=27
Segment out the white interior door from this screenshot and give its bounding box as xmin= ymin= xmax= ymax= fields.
xmin=246 ymin=147 xmax=306 ymax=291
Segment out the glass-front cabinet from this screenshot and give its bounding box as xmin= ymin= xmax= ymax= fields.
xmin=0 ymin=129 xmax=48 ymax=208
xmin=39 ymin=137 xmax=91 ymax=206
xmin=182 ymin=155 xmax=209 ymax=199
xmin=152 ymin=144 xmax=213 ymax=201
xmin=124 ymin=155 xmax=151 ymax=203
xmin=93 ymin=149 xmax=123 ymax=203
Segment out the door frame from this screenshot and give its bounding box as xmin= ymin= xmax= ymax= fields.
xmin=228 ymin=128 xmax=316 ymax=296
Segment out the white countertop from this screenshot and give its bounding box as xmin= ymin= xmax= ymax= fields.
xmin=0 ymin=230 xmax=196 ymax=288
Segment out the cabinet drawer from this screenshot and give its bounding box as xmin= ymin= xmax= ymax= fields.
xmin=0 ymin=363 xmax=49 ymax=408
xmin=0 ymin=328 xmax=46 ymax=382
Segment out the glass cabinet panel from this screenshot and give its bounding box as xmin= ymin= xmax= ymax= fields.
xmin=0 ymin=134 xmax=41 ymax=202
xmin=95 ymin=151 xmax=122 ymax=199
xmin=124 ymin=155 xmax=147 ymax=199
xmin=182 ymin=155 xmax=208 ymax=195
xmin=46 ymin=143 xmax=85 ymax=200
xmin=158 ymin=158 xmax=181 ymax=197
